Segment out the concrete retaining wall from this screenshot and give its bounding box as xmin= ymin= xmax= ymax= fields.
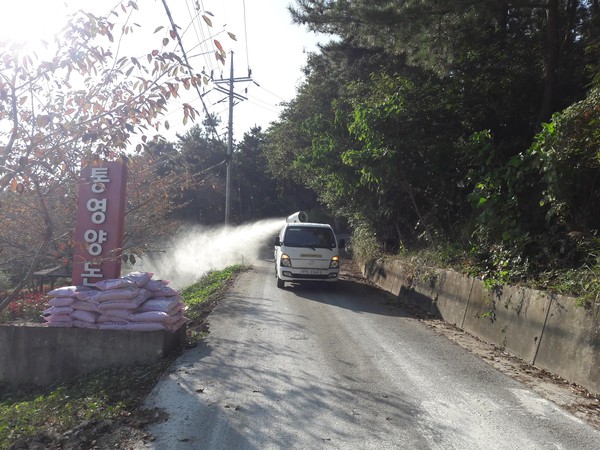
xmin=363 ymin=259 xmax=600 ymax=394
xmin=0 ymin=326 xmax=185 ymax=385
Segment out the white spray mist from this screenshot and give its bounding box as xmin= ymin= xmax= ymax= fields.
xmin=135 ymin=218 xmax=284 ymax=289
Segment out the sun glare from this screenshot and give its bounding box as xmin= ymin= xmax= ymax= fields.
xmin=0 ymin=1 xmax=78 ymax=47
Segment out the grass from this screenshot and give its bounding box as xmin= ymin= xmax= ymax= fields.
xmin=394 ymin=245 xmax=600 ymax=306
xmin=0 ymin=264 xmax=246 ymax=448
xmin=181 ymin=264 xmax=246 ymax=322
xmin=532 ymin=265 xmax=600 ymax=306
xmin=0 ymin=364 xmax=166 ymax=448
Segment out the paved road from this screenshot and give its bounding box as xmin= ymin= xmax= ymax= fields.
xmin=137 ymin=259 xmax=600 ymax=449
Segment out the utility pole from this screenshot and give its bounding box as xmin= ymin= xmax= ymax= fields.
xmin=213 ymin=52 xmax=252 ymax=225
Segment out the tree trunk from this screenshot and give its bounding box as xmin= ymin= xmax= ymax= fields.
xmin=0 ymin=177 xmax=55 ymax=314
xmin=592 ymin=0 xmax=599 ymax=39
xmin=539 ymin=0 xmax=560 ymax=123
xmin=563 ymin=0 xmax=579 ymax=47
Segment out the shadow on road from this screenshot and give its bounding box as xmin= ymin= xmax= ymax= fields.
xmin=145 ymin=287 xmax=424 ymax=449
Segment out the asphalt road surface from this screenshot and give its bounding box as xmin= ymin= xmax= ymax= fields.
xmin=136 ymin=259 xmax=600 ymax=449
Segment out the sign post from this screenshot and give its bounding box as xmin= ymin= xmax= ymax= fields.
xmin=72 ymin=160 xmax=127 ymax=286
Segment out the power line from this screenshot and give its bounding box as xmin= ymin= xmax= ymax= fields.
xmin=251 ymin=80 xmax=290 ymax=103
xmin=182 ymin=0 xmax=213 ymax=72
xmin=245 ymin=95 xmax=282 ymax=114
xmin=242 ymin=0 xmax=250 ymax=72
xmin=183 ymin=0 xmax=220 ymax=74
xmin=160 ymin=0 xmax=221 ymax=140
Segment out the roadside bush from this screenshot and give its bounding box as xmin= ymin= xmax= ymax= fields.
xmin=528 ymin=86 xmax=600 ymax=234
xmin=0 ymin=292 xmax=46 ymax=324
xmin=348 ymin=221 xmax=380 ymax=265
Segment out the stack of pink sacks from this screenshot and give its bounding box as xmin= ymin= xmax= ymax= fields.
xmin=43 ymin=272 xmax=188 ymax=332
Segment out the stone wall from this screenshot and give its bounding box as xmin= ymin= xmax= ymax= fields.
xmin=364 ymin=259 xmax=600 ymax=394
xmin=0 ymin=325 xmax=185 ymax=385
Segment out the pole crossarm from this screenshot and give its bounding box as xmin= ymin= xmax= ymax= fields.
xmin=223 ymin=52 xmax=253 ymax=225
xmin=213 ymin=77 xmax=253 ymax=84
xmin=214 ymin=86 xmax=248 ymax=101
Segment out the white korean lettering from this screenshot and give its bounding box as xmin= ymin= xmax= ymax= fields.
xmin=91 ymin=212 xmax=105 ymax=224
xmin=87 ymin=243 xmax=102 ymax=256
xmin=87 ymin=198 xmax=107 ymax=212
xmin=91 ymin=168 xmax=110 ymax=193
xmin=84 ymin=229 xmax=108 ymax=244
xmin=82 ymin=261 xmax=103 ymax=286
xmin=87 ymin=198 xmax=107 ymax=224
xmin=92 ymin=183 xmax=106 ymax=194
xmin=84 ymin=229 xmax=108 ymax=256
xmin=91 ymin=168 xmax=110 ymax=183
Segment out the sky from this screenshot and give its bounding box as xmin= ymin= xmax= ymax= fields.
xmin=0 ymin=0 xmax=325 ymax=141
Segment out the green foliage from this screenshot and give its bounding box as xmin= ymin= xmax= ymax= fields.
xmin=460 ymin=88 xmax=600 ymax=298
xmin=169 ymin=124 xmax=296 ymax=224
xmin=180 ymin=265 xmax=246 ymax=321
xmin=233 ymin=127 xmax=295 ymax=221
xmin=269 ymin=0 xmax=600 ymax=302
xmin=399 ymin=243 xmax=468 ymax=271
xmin=462 ymin=129 xmax=535 ymax=282
xmin=527 ymin=86 xmax=600 ymax=232
xmin=535 ymin=263 xmax=600 ymax=306
xmin=347 ymin=221 xmax=380 ymax=265
xmin=345 ymin=73 xmax=409 ymax=187
xmin=168 ymin=123 xmax=228 ymax=225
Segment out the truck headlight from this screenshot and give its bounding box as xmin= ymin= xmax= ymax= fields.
xmin=280 ymin=254 xmax=292 ymax=267
xmin=329 ymin=256 xmax=339 ymax=269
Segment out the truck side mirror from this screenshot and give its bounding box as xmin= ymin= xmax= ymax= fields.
xmin=338 ymin=239 xmax=346 ymax=249
xmin=274 ymin=236 xmax=281 ymax=246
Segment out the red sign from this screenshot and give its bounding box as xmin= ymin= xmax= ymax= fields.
xmin=72 ymin=161 xmax=127 ymax=286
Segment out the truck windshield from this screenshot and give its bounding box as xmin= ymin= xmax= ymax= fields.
xmin=284 ymin=227 xmax=336 ymax=248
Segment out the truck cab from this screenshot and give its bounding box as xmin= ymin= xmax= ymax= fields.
xmin=274 ymin=212 xmax=344 ymax=288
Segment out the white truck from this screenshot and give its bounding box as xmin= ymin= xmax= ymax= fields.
xmin=273 ymin=211 xmax=345 ymax=288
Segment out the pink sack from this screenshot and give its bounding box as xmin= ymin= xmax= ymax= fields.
xmin=71 ymin=299 xmax=100 ymax=312
xmin=137 ymin=297 xmax=181 ymax=313
xmin=144 ymin=279 xmax=170 ymax=292
xmin=167 ymin=302 xmax=185 ymax=316
xmin=44 ymin=314 xmax=72 ymax=323
xmin=71 ymin=310 xmax=98 ymax=323
xmin=121 ymin=271 xmax=154 ymax=287
xmin=129 ymin=311 xmax=171 ymax=323
xmin=97 ymin=300 xmax=138 ymax=311
xmin=97 ymin=310 xmax=131 ymax=322
xmin=93 ymin=278 xmax=135 ymax=290
xmin=97 ymin=290 xmax=150 ymax=311
xmin=43 ymin=306 xmax=74 ymax=316
xmin=47 ymin=286 xmax=92 ymax=297
xmin=147 ymin=285 xmax=179 ymax=298
xmin=48 ymin=296 xmax=74 ymax=307
xmin=78 ymin=287 xmax=139 ymax=302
